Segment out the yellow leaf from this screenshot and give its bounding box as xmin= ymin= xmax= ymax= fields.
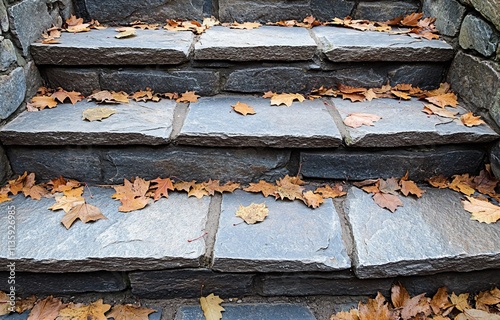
xmin=270 ymin=93 xmax=305 ymax=107
xmin=115 ymin=28 xmax=137 ymax=38
xmin=314 ymin=184 xmax=347 ymax=199
xmin=29 ymin=96 xmax=58 ymax=110
xmin=57 ymin=299 xmax=111 ymax=320
xmin=243 ymin=180 xmax=277 ymax=197
xmin=200 ymin=294 xmax=225 ymax=320
xmin=461 ymin=112 xmax=485 ymax=127
xmin=236 ymin=203 xmax=269 ymax=224
xmin=230 ymin=22 xmax=261 ymax=29
xmin=82 ymin=107 xmax=116 ymax=121
xmin=0 ymin=291 xmax=10 ymax=316
xmin=462 ymin=196 xmax=500 ymax=224
xmin=61 ymin=202 xmax=107 ymax=229
xmin=343 ymin=113 xmax=381 ymax=128
xmin=400 ymin=180 xmax=425 ymax=198
xmin=451 ymin=293 xmax=471 ymax=312
xmin=425 ymin=93 xmax=458 ymax=108
xmin=302 ymin=190 xmax=325 ymax=208
xmin=232 ymin=101 xmax=256 ymax=115
xmin=176 ymin=91 xmax=200 ymax=103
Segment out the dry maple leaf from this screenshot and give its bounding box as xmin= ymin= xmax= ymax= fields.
xmin=358 ymin=292 xmax=392 ymax=320
xmin=61 ymin=202 xmax=107 ymax=229
xmin=400 ymin=180 xmax=424 ymax=198
xmin=82 ymin=107 xmax=117 ymax=121
xmin=107 ymin=304 xmax=156 ymax=320
xmin=236 ymin=203 xmax=269 ymax=224
xmin=230 ymin=21 xmax=261 ymax=29
xmin=51 ymin=89 xmax=83 ymax=104
xmin=341 ymin=93 xmax=366 ymax=102
xmin=451 ymin=293 xmax=471 ymax=312
xmin=431 ymin=287 xmax=452 ymax=314
xmin=113 ymin=178 xmax=150 ymax=212
xmin=244 ymin=180 xmax=277 ymax=197
xmin=270 ymin=93 xmax=305 ymax=107
xmin=115 ymin=28 xmax=137 ymax=38
xmin=391 ymin=282 xmax=410 ymax=308
xmin=338 ymin=84 xmax=367 ymax=94
xmin=188 ymin=183 xmax=209 ymax=198
xmin=314 ymin=184 xmax=346 ymax=198
xmin=0 ymin=193 xmax=12 ymax=204
xmin=200 ymin=294 xmax=225 ymax=320
xmin=461 ymin=112 xmax=485 ymax=127
xmin=475 ymin=288 xmax=500 ymax=311
xmin=63 ymin=186 xmax=84 ymax=197
xmin=22 ymin=173 xmax=49 ymax=200
xmin=130 ymin=88 xmax=160 ymax=102
xmin=49 ymin=195 xmax=85 ymax=213
xmin=473 ymin=167 xmax=498 ymax=197
xmin=28 ymin=296 xmax=64 ymax=320
xmin=373 ymin=192 xmax=403 ymax=212
xmin=364 ymin=89 xmax=377 ymax=101
xmin=7 ymin=172 xmax=28 ymax=195
xmin=462 ymin=196 xmax=500 ymax=224
xmin=28 ymin=96 xmax=58 ymax=110
xmin=66 ymin=23 xmax=91 ymax=33
xmin=203 ymin=180 xmax=240 ymax=195
xmin=66 ymin=15 xmax=84 ymax=26
xmin=88 ymin=90 xmax=129 ymax=104
xmin=15 ymin=295 xmax=37 ymax=314
xmin=275 ymin=175 xmax=305 ymax=201
xmin=401 ymin=12 xmax=424 ymax=27
xmin=458 ymin=309 xmax=500 ymax=320
xmin=449 ymin=174 xmax=475 ymax=196
xmin=391 ymin=90 xmax=411 ymax=100
xmin=262 ymin=91 xmax=275 ymax=98
xmin=427 ymin=175 xmax=449 ymax=189
xmin=303 ymin=190 xmax=325 ymax=208
xmin=379 ymin=177 xmax=400 ymax=195
xmin=177 ymin=91 xmax=200 ymax=103
xmin=232 ymin=101 xmax=256 ymax=115
xmin=150 ymin=177 xmax=174 ymax=201
xmin=119 ymin=196 xmax=150 ymax=212
xmin=216 ymin=181 xmax=241 ymax=193
xmin=57 ymin=299 xmax=110 ymax=320
xmin=422 ymin=104 xmax=458 ymax=119
xmin=344 ymin=113 xmax=381 ymax=128
xmin=400 ymin=293 xmax=432 ymax=320
xmin=174 ymin=180 xmax=197 ymax=192
xmin=425 ymin=93 xmax=458 ymax=108
xmin=0 ymin=291 xmax=9 ymax=316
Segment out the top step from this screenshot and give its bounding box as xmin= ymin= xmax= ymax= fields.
xmin=30 ymin=26 xmax=454 ymax=65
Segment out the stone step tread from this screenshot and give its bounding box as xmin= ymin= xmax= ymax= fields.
xmin=0 ymin=308 xmax=162 ymax=320
xmin=175 ymin=304 xmax=317 ymax=320
xmin=1 ymin=96 xmax=497 ymax=148
xmin=1 ymin=183 xmax=499 ymax=277
xmin=30 ymin=26 xmax=453 ymax=65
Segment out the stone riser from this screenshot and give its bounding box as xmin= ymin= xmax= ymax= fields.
xmin=39 ymin=62 xmax=448 ymax=96
xmin=4 ymin=144 xmax=488 ymax=184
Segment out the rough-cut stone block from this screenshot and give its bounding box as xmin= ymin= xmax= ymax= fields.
xmin=175 ymin=304 xmax=317 ymax=320
xmin=313 ymin=27 xmax=454 ymax=62
xmin=388 ymin=64 xmax=446 ymax=90
xmin=8 ymin=0 xmax=60 ymax=56
xmin=459 ymin=14 xmax=499 ymax=57
xmin=42 ymin=68 xmax=101 ymax=96
xmin=0 ymin=271 xmax=127 ymax=295
xmin=468 ymin=0 xmax=500 ymax=31
xmin=345 ymin=187 xmax=500 ymax=278
xmin=491 ymin=141 xmax=500 ymax=178
xmin=0 ymin=100 xmax=175 ymax=145
xmin=423 ymin=0 xmax=467 ymax=36
xmin=213 ymin=190 xmax=351 ymax=272
xmin=0 ymin=0 xmax=8 ymax=33
xmin=0 ymin=145 xmax=11 ymax=185
xmin=31 ymin=29 xmax=194 ymax=65
xmin=0 ymin=38 xmax=16 ymax=71
xmin=354 ymin=1 xmax=419 ymax=21
xmin=23 ymin=61 xmax=42 ymax=99
xmin=194 ymin=26 xmax=316 ymax=61
xmin=100 ymin=70 xmax=220 ymax=96
xmin=82 ymin=0 xmax=204 ymax=24
xmin=448 ymin=51 xmax=500 ymax=125
xmin=331 ymin=98 xmax=499 ymax=147
xmin=102 ymin=146 xmax=291 ymax=184
xmin=224 ymin=67 xmax=308 ymax=93
xmin=300 ymin=146 xmax=486 ymax=181
xmin=130 ymin=269 xmax=254 ymax=298
xmin=177 ymin=96 xmax=341 ymax=148
xmin=0 ymin=67 xmax=26 ymax=120
xmin=0 ymin=188 xmax=210 ymax=272
xmin=311 ymin=0 xmax=355 ymax=21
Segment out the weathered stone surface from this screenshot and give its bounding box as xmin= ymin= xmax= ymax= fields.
xmin=42 ymin=68 xmax=101 ymax=96
xmin=194 ymin=26 xmax=316 ymax=61
xmin=313 ymin=27 xmax=454 ymax=62
xmin=100 ymin=69 xmax=220 ymax=96
xmin=1 ymin=307 xmax=161 ymax=320
xmin=0 ymin=100 xmax=175 ymax=145
xmin=311 ymin=0 xmax=355 ymax=21
xmin=82 ymin=0 xmax=204 ymax=24
xmin=0 ymin=271 xmax=127 ymax=295
xmin=448 ymin=52 xmax=500 ymax=125
xmin=492 ymin=141 xmax=500 ymax=178
xmin=175 ymin=304 xmax=317 ymax=320
xmin=0 ymin=67 xmax=26 ymax=120
xmin=23 ymin=61 xmax=42 ymax=99
xmin=8 ymin=0 xmax=61 ymax=56
xmin=332 ymin=98 xmax=499 ymax=147
xmin=212 ymin=190 xmax=350 ymax=272
xmin=468 ymin=0 xmax=500 ymax=31
xmin=308 ymin=64 xmax=388 ymax=88
xmin=0 ymin=145 xmax=11 ymax=185
xmin=459 ymin=14 xmax=499 ymax=57
xmin=300 ymin=146 xmax=486 ymax=181
xmin=225 ymin=67 xmax=308 ymax=93
xmin=130 ymin=269 xmax=255 ymax=298
xmin=31 ymin=29 xmax=194 ymax=65
xmin=0 ymin=188 xmax=210 ymax=272
xmin=345 ymin=187 xmax=500 ymax=278
xmin=0 ymin=0 xmax=8 ymax=33
xmin=423 ymin=0 xmax=467 ymax=36
xmin=354 ymin=1 xmax=419 ymax=21
xmin=0 ymin=38 xmax=16 ymax=71
xmin=177 ymin=96 xmax=342 ymax=148
xmin=388 ymin=64 xmax=446 ymax=89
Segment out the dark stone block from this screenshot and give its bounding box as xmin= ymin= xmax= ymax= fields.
xmin=0 ymin=68 xmax=26 ymax=121
xmin=423 ymin=0 xmax=467 ymax=37
xmin=130 ymin=269 xmax=254 ymax=298
xmin=459 ymin=14 xmax=499 ymax=58
xmin=354 ymin=1 xmax=420 ymax=21
xmin=300 ymin=146 xmax=487 ymax=181
xmin=388 ymin=64 xmax=447 ymax=90
xmin=175 ymin=304 xmax=317 ymax=320
xmin=0 ymin=145 xmax=11 ymax=185
xmin=0 ymin=271 xmax=127 ymax=295
xmin=224 ymin=67 xmax=308 ymax=93
xmin=218 ymin=0 xmax=311 ymax=23
xmin=42 ymin=68 xmax=101 ymax=96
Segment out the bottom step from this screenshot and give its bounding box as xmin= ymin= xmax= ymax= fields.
xmin=175 ymin=304 xmax=316 ymax=320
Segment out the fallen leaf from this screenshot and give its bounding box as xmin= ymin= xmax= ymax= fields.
xmin=0 ymin=193 xmax=12 ymax=204
xmin=61 ymin=202 xmax=107 ymax=229
xmin=391 ymin=283 xmax=410 ymax=308
xmin=431 ymin=287 xmax=452 ymax=314
xmin=303 ymin=190 xmax=325 ymax=208
xmin=115 ymin=28 xmax=137 ymax=38
xmin=341 ymin=93 xmax=366 ymax=102
xmin=82 ymin=107 xmax=117 ymax=121
xmin=28 ymin=96 xmax=58 ymax=110
xmin=232 ymin=101 xmax=256 ymax=115
xmin=358 ymin=292 xmax=392 ymax=320
xmin=49 ymin=195 xmax=85 ymax=213
xmin=57 ymin=299 xmax=111 ymax=320
xmin=215 ymin=181 xmax=241 ymax=194
xmin=400 ymin=293 xmax=431 ymax=320
xmin=460 ymin=309 xmax=500 ymax=320
xmin=28 ymin=296 xmax=64 ymax=320
xmin=66 ymin=15 xmax=84 ymax=26
xmin=338 ymin=84 xmax=367 ymax=94
xmin=244 ymin=180 xmax=277 ymax=197
xmin=230 ymin=22 xmax=261 ymax=29
xmin=425 ymin=93 xmax=458 ymax=108
xmin=188 ymin=183 xmax=209 ymax=198
xmin=88 ymin=90 xmax=129 ymax=104
xmin=118 ymin=196 xmax=149 ymax=212
xmin=314 ymin=184 xmax=347 ymax=198
xmin=427 ymin=175 xmax=449 ymax=189
xmin=379 ymin=177 xmax=400 ymax=195
xmin=462 ymin=196 xmax=500 ymax=224
xmin=476 ymin=288 xmax=500 ymax=311
xmin=203 ymin=180 xmax=240 ymax=195
xmin=0 ymin=291 xmax=10 ymax=316
xmin=449 ymin=174 xmax=475 ymax=196
xmin=15 ymin=295 xmax=37 ymax=314
xmin=150 ymin=177 xmax=174 ymax=201
xmin=422 ymin=104 xmax=458 ymax=119
xmin=236 ymin=202 xmax=269 ymax=224
xmin=51 ymin=89 xmax=83 ymax=104
xmin=451 ymin=293 xmax=471 ymax=312
xmin=270 ymin=93 xmax=305 ymax=107
xmin=473 ymin=169 xmax=498 ymax=197
xmin=461 ymin=112 xmax=485 ymax=127
xmin=373 ymin=192 xmax=403 ymax=212
xmin=391 ymin=90 xmax=411 ymax=100
xmin=22 ymin=173 xmax=49 ymax=200
xmin=275 ymin=175 xmax=304 ymax=201
xmin=176 ymin=91 xmax=200 ymax=103
xmin=200 ymin=294 xmax=225 ymax=320
xmin=174 ymin=180 xmax=197 ymax=192
xmin=400 ymin=180 xmax=425 ymax=198
xmin=66 ymin=23 xmax=90 ymax=33
xmin=106 ymin=304 xmax=156 ymax=320
xmin=401 ymin=12 xmax=424 ymax=27
xmin=343 ymin=113 xmax=381 ymax=128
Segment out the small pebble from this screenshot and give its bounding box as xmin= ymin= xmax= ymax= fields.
xmin=237 ymin=299 xmax=242 ymax=304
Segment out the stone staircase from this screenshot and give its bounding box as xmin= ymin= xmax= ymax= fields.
xmin=1 ymin=0 xmax=500 ymax=319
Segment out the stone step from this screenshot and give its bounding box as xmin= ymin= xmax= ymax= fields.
xmin=175 ymin=304 xmax=317 ymax=320
xmin=31 ymin=26 xmax=454 ymax=95
xmin=0 ymin=96 xmax=496 ymax=183
xmin=1 ymin=183 xmax=499 ymax=299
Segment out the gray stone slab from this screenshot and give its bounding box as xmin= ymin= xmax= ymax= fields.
xmin=460 ymin=14 xmax=499 ymax=57
xmin=130 ymin=269 xmax=255 ymax=298
xmin=354 ymin=1 xmax=420 ymax=21
xmin=0 ymin=100 xmax=175 ymax=145
xmin=42 ymin=67 xmax=101 ymax=96
xmin=31 ymin=29 xmax=194 ymax=65
xmin=175 ymin=304 xmax=317 ymax=320
xmin=0 ymin=67 xmax=26 ymax=121
xmin=300 ymin=146 xmax=486 ymax=181
xmin=224 ymin=67 xmax=308 ymax=93
xmin=467 ymin=0 xmax=500 ymax=31
xmin=22 ymin=61 xmax=42 ymax=99
xmin=194 ymin=26 xmax=316 ymax=61
xmin=213 ymin=190 xmax=351 ymax=272
xmin=491 ymin=141 xmax=500 ymax=178
xmin=0 ymin=271 xmax=127 ymax=295
xmin=0 ymin=38 xmax=16 ymax=72
xmin=423 ymin=0 xmax=467 ymax=36
xmin=177 ymin=96 xmax=342 ymax=148
xmin=331 ymin=98 xmax=499 ymax=147
xmin=312 ymin=27 xmax=454 ymax=62
xmin=0 ymin=308 xmax=160 ymax=320
xmin=0 ymin=0 xmax=8 ymax=33
xmin=345 ymin=186 xmax=500 ymax=278
xmin=0 ymin=188 xmax=210 ymax=272
xmin=0 ymin=145 xmax=11 ymax=185
xmin=100 ymin=69 xmax=220 ymax=96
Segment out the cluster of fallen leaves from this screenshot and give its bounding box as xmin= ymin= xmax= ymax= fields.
xmin=0 ymin=293 xmax=157 ymax=320
xmin=331 ymin=284 xmax=500 ymax=320
xmin=41 ymin=15 xmax=106 ymax=43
